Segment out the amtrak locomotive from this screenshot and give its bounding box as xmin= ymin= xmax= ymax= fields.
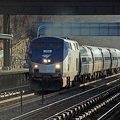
xmin=28 ymin=36 xmax=120 ymax=91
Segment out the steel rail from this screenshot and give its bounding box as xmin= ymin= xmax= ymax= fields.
xmin=0 ymin=84 xmax=30 ymax=93
xmin=0 ymin=89 xmax=69 ymax=112
xmin=97 ymin=102 xmax=120 ymax=120
xmin=10 ymin=79 xmax=120 ymax=120
xmin=45 ymin=86 xmax=120 ymax=120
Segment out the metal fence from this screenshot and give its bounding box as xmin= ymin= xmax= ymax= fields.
xmin=0 ymin=71 xmax=29 ymax=93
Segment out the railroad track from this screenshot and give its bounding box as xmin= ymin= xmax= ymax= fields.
xmin=0 ymin=73 xmax=118 ymax=104
xmin=0 ymin=84 xmax=31 ymax=101
xmin=97 ymin=102 xmax=120 ymax=120
xmin=46 ymin=88 xmax=120 ymax=120
xmin=10 ymin=77 xmax=120 ymax=120
xmin=0 ymin=74 xmax=119 ymax=120
xmin=0 ymin=72 xmax=119 ymax=101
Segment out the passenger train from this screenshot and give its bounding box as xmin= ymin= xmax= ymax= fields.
xmin=28 ymin=36 xmax=120 ymax=91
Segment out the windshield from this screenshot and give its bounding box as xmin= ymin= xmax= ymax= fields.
xmin=32 ymin=42 xmax=46 ymax=48
xmin=32 ymin=42 xmax=62 ymax=48
xmin=49 ymin=42 xmax=62 ymax=48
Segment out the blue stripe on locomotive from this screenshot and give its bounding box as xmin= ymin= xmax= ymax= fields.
xmin=30 ymin=37 xmax=68 ymax=64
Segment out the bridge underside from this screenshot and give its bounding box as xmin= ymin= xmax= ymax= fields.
xmin=0 ymin=1 xmax=120 ymax=15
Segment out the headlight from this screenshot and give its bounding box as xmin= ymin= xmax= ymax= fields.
xmin=43 ymin=59 xmax=47 ymax=63
xmin=55 ymin=64 xmax=60 ymax=69
xmin=34 ymin=64 xmax=38 ymax=68
xmin=43 ymin=59 xmax=51 ymax=63
xmin=48 ymin=59 xmax=51 ymax=62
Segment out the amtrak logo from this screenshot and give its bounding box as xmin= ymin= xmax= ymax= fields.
xmin=42 ymin=54 xmax=51 ymax=58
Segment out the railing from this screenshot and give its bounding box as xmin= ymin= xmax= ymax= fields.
xmin=0 ymin=33 xmax=13 ymax=40
xmin=0 ymin=71 xmax=29 ymax=93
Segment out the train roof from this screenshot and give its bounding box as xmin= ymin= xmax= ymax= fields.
xmin=31 ymin=36 xmax=78 ymax=44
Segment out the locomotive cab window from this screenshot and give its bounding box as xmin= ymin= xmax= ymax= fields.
xmin=68 ymin=43 xmax=72 ymax=50
xmin=49 ymin=42 xmax=62 ymax=48
xmin=76 ymin=43 xmax=79 ymax=50
xmin=73 ymin=43 xmax=76 ymax=50
xmin=33 ymin=42 xmax=46 ymax=48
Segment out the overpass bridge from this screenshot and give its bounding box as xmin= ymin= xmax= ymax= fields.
xmin=0 ymin=0 xmax=120 ymax=15
xmin=31 ymin=22 xmax=120 ymax=37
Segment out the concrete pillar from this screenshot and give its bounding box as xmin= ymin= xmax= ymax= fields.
xmin=2 ymin=14 xmax=11 ymax=70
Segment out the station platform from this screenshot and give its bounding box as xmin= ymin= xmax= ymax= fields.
xmin=0 ymin=68 xmax=29 ymax=75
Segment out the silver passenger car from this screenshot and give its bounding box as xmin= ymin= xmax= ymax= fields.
xmin=107 ymin=48 xmax=118 ymax=73
xmin=99 ymin=47 xmax=111 ymax=75
xmin=115 ymin=49 xmax=120 ymax=71
xmin=79 ymin=45 xmax=120 ymax=80
xmin=79 ymin=46 xmax=93 ymax=76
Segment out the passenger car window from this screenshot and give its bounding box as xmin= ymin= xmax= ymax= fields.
xmin=82 ymin=57 xmax=87 ymax=62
